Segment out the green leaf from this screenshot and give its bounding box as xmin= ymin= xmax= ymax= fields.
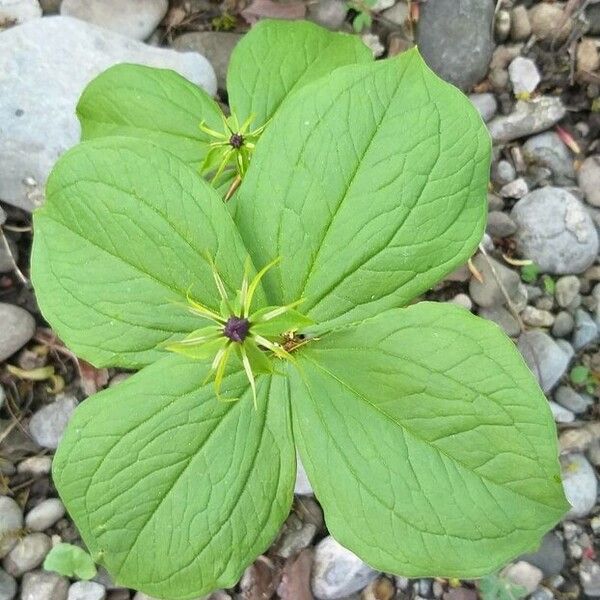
xmin=77 ymin=64 xmax=223 ymax=167
xmin=227 ymin=19 xmax=373 ymax=127
xmin=43 ymin=543 xmax=97 ymax=580
xmin=235 ymin=49 xmax=490 ymax=332
xmin=31 ymin=137 xmax=253 ymax=368
xmin=290 ymin=302 xmax=568 ymax=577
xmin=251 ymin=307 xmax=313 ymax=337
xmin=53 ymin=353 xmax=295 ymax=600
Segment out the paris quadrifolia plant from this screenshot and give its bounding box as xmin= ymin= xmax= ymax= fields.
xmin=31 ymin=19 xmax=569 ymax=600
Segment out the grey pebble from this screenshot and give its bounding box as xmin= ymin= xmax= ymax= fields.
xmin=0 ymin=16 xmax=216 ymax=211
xmin=308 ymin=0 xmax=348 ymax=29
xmin=2 ymin=532 xmax=51 ymax=577
xmin=67 ymin=581 xmax=106 ymax=600
xmin=521 ymin=306 xmax=554 ymax=327
xmin=17 ymin=456 xmax=52 ymax=476
xmin=312 ymin=536 xmax=377 ymax=599
xmin=487 ymin=97 xmax=566 ymax=143
xmin=417 ymin=0 xmax=494 ymax=90
xmin=580 ymin=558 xmax=600 ymax=597
xmin=555 ymin=386 xmax=592 ymax=414
xmin=469 ymin=254 xmax=526 ymax=310
xmin=29 ymin=395 xmax=77 ymax=450
xmin=573 ymin=308 xmax=598 ymax=350
xmin=0 ymin=497 xmax=23 ymax=559
xmin=553 ymin=311 xmax=575 ymax=338
xmin=499 ymin=177 xmax=529 ymax=199
xmin=579 ymin=156 xmax=600 ymax=208
xmin=25 ymin=498 xmax=66 ymax=532
xmin=555 ymin=276 xmax=581 ymax=308
xmin=508 ymin=56 xmax=540 ymax=95
xmin=510 ymin=5 xmax=531 ymax=41
xmin=21 ymin=570 xmax=69 ymax=600
xmin=0 ymin=568 xmax=16 ymax=600
xmin=517 ymin=330 xmax=570 ymax=392
xmin=469 ymin=93 xmax=498 ymax=122
xmin=562 ymin=453 xmax=598 ymax=518
xmin=0 ymin=303 xmax=35 ymax=363
xmin=486 ymin=211 xmax=517 ymax=237
xmin=548 ymin=401 xmax=575 ymax=423
xmin=60 ymin=0 xmax=167 ymax=40
xmin=295 ymin=456 xmax=314 ymax=496
xmin=523 ymin=132 xmax=575 ymax=186
xmin=478 ymin=306 xmax=521 ymax=337
xmin=0 ymin=0 xmax=41 ymax=24
xmin=173 ymin=32 xmax=242 ymax=91
xmin=511 ymin=187 xmax=599 ymax=275
xmin=491 ymin=160 xmax=516 ymax=186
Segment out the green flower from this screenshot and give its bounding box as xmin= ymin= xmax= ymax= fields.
xmin=165 ymin=258 xmax=312 ymax=407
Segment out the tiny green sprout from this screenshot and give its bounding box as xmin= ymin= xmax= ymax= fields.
xmin=43 ymin=543 xmax=97 ymax=580
xmin=165 ymin=258 xmax=312 ymax=408
xmin=479 ymin=573 xmax=528 ymax=600
xmin=199 ymin=113 xmax=268 ymax=191
xmin=520 ymin=262 xmax=541 ymax=283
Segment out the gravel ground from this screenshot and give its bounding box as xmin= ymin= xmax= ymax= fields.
xmin=1 ymin=0 xmax=600 ymax=599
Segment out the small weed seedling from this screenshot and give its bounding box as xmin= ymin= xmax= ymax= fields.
xmin=32 ymin=20 xmax=568 ymax=600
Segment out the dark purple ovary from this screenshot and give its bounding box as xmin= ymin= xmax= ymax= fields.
xmin=223 ymin=316 xmax=250 ymax=343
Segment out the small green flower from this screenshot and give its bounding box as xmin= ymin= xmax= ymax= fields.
xmin=199 ymin=113 xmax=268 ymax=189
xmin=165 ymin=258 xmax=312 ymax=408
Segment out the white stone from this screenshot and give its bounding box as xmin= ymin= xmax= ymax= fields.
xmin=562 ymin=453 xmax=598 ymax=518
xmin=61 ymin=0 xmax=167 ymax=40
xmin=29 ymin=396 xmax=77 ymax=449
xmin=508 ymin=56 xmax=541 ymax=95
xmin=25 ymin=499 xmax=66 ymax=531
xmin=17 ymin=456 xmax=52 ymax=475
xmin=68 ymin=581 xmax=106 ymax=600
xmin=548 ymin=401 xmax=575 ymax=423
xmin=312 ymin=536 xmax=377 ymax=599
xmin=0 ymin=16 xmax=217 ymax=211
xmin=2 ymin=533 xmax=51 ymax=577
xmin=0 ymin=0 xmax=41 ymax=25
xmin=0 ymin=498 xmax=23 ymax=559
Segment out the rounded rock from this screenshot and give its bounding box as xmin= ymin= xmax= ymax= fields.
xmin=486 ymin=211 xmax=517 ymax=238
xmin=417 ymin=0 xmax=494 ymax=90
xmin=469 ymin=93 xmax=498 ymax=122
xmin=510 ymin=5 xmax=531 ymax=41
xmin=67 ymin=581 xmax=106 ymax=600
xmin=552 ymin=311 xmax=575 ymax=337
xmin=511 ymin=187 xmax=599 ymax=275
xmin=508 ymin=56 xmax=540 ymax=96
xmin=469 ymin=254 xmax=527 ymax=310
xmin=573 ymin=308 xmax=598 ymax=350
xmin=25 ymin=498 xmax=66 ymax=532
xmin=529 ymin=3 xmax=572 ymax=41
xmin=555 ymin=386 xmax=592 ymax=414
xmin=523 ymin=131 xmax=575 ymax=186
xmin=562 ymin=453 xmax=598 ymax=518
xmin=312 ymin=536 xmax=377 ymax=599
xmin=21 ymin=570 xmax=69 ymax=600
xmin=555 ymin=276 xmax=581 ymax=308
xmin=517 ymin=330 xmax=570 ymax=392
xmin=0 ymin=567 xmax=16 ymax=600
xmin=60 ymin=0 xmax=167 ymax=40
xmin=0 ymin=497 xmax=23 ymax=559
xmin=28 ymin=395 xmax=77 ymax=450
xmin=0 ymin=303 xmax=35 ymax=363
xmin=2 ymin=532 xmax=51 ymax=577
xmin=578 ymin=156 xmax=600 ymax=207
xmin=0 ymin=0 xmax=42 ymax=24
